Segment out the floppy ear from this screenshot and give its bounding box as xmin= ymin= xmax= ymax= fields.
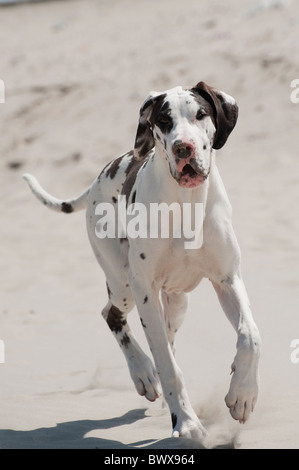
xmin=133 ymin=92 xmax=163 ymax=161
xmin=191 ymin=81 xmax=238 ymax=150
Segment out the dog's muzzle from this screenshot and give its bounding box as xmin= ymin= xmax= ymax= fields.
xmin=172 ymin=140 xmax=209 ymax=188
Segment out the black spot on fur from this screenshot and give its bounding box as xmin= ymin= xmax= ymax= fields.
xmin=112 ymin=196 xmax=117 ymax=203
xmin=143 ymin=295 xmax=148 ymax=304
xmin=106 ymin=305 xmax=127 ymax=333
xmin=106 ymin=157 xmax=122 ymax=179
xmin=61 ymin=202 xmax=74 ymax=213
xmin=122 ymin=156 xmax=148 ymax=206
xmin=140 ymin=253 xmax=146 ymax=259
xmin=98 ymin=155 xmax=125 ymax=180
xmin=120 ymin=333 xmax=131 ymax=348
xmin=171 ymin=413 xmax=177 ymax=429
xmin=123 ymin=151 xmax=136 ymax=176
xmin=140 ymin=317 xmax=146 ymax=328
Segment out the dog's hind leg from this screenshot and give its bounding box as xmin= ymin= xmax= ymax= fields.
xmin=101 ymin=279 xmax=161 ymax=402
xmin=87 ymin=201 xmax=161 ymax=401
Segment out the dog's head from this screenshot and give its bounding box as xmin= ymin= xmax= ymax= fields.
xmin=133 ymin=82 xmax=238 ymax=188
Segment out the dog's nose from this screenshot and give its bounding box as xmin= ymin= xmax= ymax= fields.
xmin=172 ymin=141 xmax=194 ymax=159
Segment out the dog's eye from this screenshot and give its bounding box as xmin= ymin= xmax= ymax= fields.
xmin=196 ymin=109 xmax=207 ymax=121
xmin=157 ymin=114 xmax=171 ymax=125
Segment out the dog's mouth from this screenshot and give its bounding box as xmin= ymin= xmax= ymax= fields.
xmin=178 ymin=162 xmax=208 ymax=188
xmin=181 ymin=163 xmax=199 ymax=179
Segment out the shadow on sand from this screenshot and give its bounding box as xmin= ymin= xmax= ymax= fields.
xmin=0 ymin=408 xmax=236 ymax=449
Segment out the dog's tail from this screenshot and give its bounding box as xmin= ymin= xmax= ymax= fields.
xmin=22 ymin=173 xmax=90 ymax=213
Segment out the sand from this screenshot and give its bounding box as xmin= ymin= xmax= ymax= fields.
xmin=1 ymin=0 xmax=299 ymax=449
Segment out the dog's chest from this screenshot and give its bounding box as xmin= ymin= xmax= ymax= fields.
xmin=155 ymin=243 xmax=205 ymax=293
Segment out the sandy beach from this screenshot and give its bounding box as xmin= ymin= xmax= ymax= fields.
xmin=1 ymin=0 xmax=299 ymax=449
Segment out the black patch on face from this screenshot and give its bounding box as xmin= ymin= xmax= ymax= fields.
xmin=140 ymin=253 xmax=146 ymax=259
xmin=106 ymin=305 xmax=127 ymax=333
xmin=171 ymin=413 xmax=177 ymax=429
xmin=61 ymin=202 xmax=74 ymax=213
xmin=151 ymin=99 xmax=173 ymax=135
xmin=190 ymin=92 xmax=215 ymax=127
xmin=120 ymin=333 xmax=131 ymax=348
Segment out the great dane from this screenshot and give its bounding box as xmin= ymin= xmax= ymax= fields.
xmin=23 ymin=81 xmax=261 ymax=440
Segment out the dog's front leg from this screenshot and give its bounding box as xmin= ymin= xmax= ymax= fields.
xmin=212 ymin=275 xmax=261 ymax=423
xmin=129 ymin=268 xmax=207 ymax=440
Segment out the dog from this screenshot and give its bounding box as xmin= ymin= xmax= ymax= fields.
xmin=23 ymin=81 xmax=261 ymax=440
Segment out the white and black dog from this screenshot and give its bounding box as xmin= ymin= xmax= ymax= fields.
xmin=23 ymin=81 xmax=261 ymax=440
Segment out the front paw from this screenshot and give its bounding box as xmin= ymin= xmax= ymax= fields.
xmin=225 ymin=364 xmax=259 ymax=423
